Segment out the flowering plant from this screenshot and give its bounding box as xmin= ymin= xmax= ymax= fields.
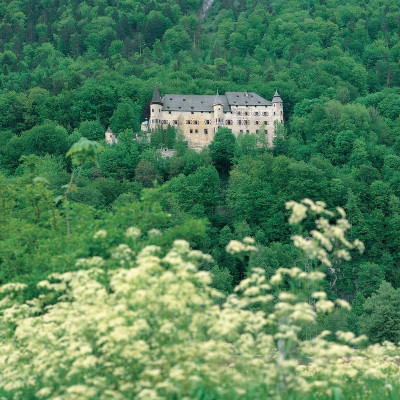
xmin=0 ymin=201 xmax=398 ymax=399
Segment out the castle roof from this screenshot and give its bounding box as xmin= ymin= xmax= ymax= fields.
xmin=161 ymin=91 xmax=272 ymax=112
xmin=272 ymin=90 xmax=283 ymax=103
xmin=162 ymin=94 xmax=230 ymax=112
xmin=225 ymin=92 xmax=272 ymax=107
xmin=105 ymin=126 xmax=119 ymax=136
xmin=213 ymin=90 xmax=223 ymax=105
xmin=151 ymin=83 xmax=162 ymax=104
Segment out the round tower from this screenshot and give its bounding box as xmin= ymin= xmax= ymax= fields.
xmin=272 ymin=89 xmax=283 ymax=122
xmin=213 ymin=90 xmax=224 ymax=133
xmin=151 ymin=83 xmax=163 ymax=131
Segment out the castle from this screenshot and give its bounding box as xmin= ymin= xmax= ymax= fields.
xmin=105 ymin=85 xmax=284 ymax=148
xmin=149 ymin=84 xmax=283 ymax=149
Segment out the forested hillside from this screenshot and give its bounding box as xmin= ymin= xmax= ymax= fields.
xmin=2 ymin=0 xmax=400 ymax=398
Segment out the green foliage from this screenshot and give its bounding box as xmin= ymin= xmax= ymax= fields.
xmin=359 ymin=281 xmax=400 ymax=343
xmin=1 ymin=0 xmax=400 ymax=354
xmin=1 ymin=198 xmax=399 ymax=399
xmin=78 ymin=120 xmax=105 ymax=141
xmin=209 ymin=127 xmax=236 ymax=174
xmin=135 ymin=160 xmax=162 ymax=187
xmin=110 ymin=100 xmax=140 ymax=133
xmin=21 ymin=121 xmax=69 ymax=157
xmin=66 ymin=137 xmax=104 ymax=167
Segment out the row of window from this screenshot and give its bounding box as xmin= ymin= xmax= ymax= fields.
xmin=235 ymin=111 xmax=283 ymax=116
xmin=190 ymin=129 xmax=208 ymax=135
xmin=152 ymin=109 xmax=283 ymax=117
xmin=152 ymin=119 xmax=283 ymax=125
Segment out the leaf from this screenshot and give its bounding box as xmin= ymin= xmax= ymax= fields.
xmin=66 ymin=137 xmax=104 ymax=166
xmin=33 ymin=177 xmax=49 ymax=185
xmin=54 ymin=196 xmax=64 ymax=205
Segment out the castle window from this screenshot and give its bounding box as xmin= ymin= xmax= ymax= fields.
xmin=281 ymin=111 xmax=283 ymax=115
xmin=237 ymin=111 xmax=241 ymax=116
xmin=238 ymin=120 xmax=242 ymax=125
xmin=254 ymin=112 xmax=259 ymax=116
xmin=183 ymin=99 xmax=186 ymax=101
xmin=240 ymin=130 xmax=243 ymax=133
xmin=191 ymin=111 xmax=194 ymax=114
xmin=152 ymin=109 xmax=154 ymax=112
xmin=195 ymin=129 xmax=198 ymax=134
xmin=186 ymin=120 xmax=191 ymax=124
xmin=246 ymin=130 xmax=249 ymax=133
xmin=194 ymin=120 xmax=198 ymax=125
xmin=204 ymin=129 xmax=208 ymax=135
xmin=244 ymin=111 xmax=248 ymax=116
xmin=152 ymin=119 xmax=154 ymax=123
xmin=274 ymin=112 xmax=276 ymax=115
xmin=255 ymin=121 xmax=259 ymax=125
xmin=190 ymin=129 xmax=193 ymax=133
xmin=169 ymin=111 xmax=171 ymax=114
xmin=205 ymin=120 xmax=210 ymax=124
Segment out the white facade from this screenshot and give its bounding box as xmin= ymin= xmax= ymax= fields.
xmin=149 ymin=88 xmax=283 ymax=148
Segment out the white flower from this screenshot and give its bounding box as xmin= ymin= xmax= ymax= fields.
xmin=93 ymin=229 xmax=107 ymax=239
xmin=226 ymin=240 xmax=246 ymax=254
xmin=125 ymin=227 xmax=141 ymax=238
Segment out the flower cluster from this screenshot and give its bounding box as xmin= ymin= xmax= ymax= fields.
xmin=0 ymin=201 xmax=399 ymax=399
xmin=286 ymin=199 xmax=364 ymax=266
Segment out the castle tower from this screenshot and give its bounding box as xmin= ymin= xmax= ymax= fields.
xmin=213 ymin=90 xmax=224 ymax=133
xmin=269 ymin=89 xmax=284 ymax=147
xmin=272 ymin=89 xmax=283 ymax=121
xmin=150 ymin=83 xmax=163 ymax=131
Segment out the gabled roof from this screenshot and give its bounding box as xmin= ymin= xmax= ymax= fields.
xmin=151 ymin=84 xmax=162 ymax=104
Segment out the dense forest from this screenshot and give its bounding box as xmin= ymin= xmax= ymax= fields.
xmin=2 ymin=0 xmax=400 ymax=398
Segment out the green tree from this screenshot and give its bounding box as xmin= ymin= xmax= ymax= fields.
xmin=135 ymin=160 xmax=161 ymax=188
xmin=209 ymin=128 xmax=236 ymax=175
xmin=359 ymin=281 xmax=400 ymax=343
xmin=110 ymin=100 xmax=140 ymax=133
xmin=78 ymin=120 xmax=105 ymax=141
xmin=21 ymin=121 xmax=69 ymax=157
